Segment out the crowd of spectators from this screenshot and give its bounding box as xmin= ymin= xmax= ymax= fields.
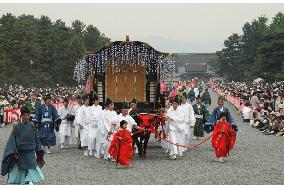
xmin=0 ymin=85 xmax=84 ymax=127
xmin=210 ymin=80 xmax=284 ymax=137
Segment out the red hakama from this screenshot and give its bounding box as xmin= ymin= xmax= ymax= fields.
xmin=109 ymin=130 xmax=133 ymax=166
xmin=211 ymin=120 xmax=236 ymax=158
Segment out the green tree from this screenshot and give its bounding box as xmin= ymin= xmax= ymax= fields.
xmin=0 ymin=13 xmax=111 ymax=87
xmin=254 ymin=13 xmax=284 ymax=82
xmin=84 ymin=25 xmax=110 ymax=52
xmin=214 ymin=12 xmax=284 ymax=82
xmin=215 ymin=33 xmax=243 ymax=81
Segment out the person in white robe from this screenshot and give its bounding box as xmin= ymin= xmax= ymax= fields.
xmin=179 ymin=94 xmax=196 ymax=149
xmin=87 ymin=95 xmax=103 ymax=156
xmin=58 ymin=98 xmax=74 ymax=149
xmin=115 ymin=103 xmax=144 ymax=157
xmin=242 ymin=102 xmax=252 ymax=123
xmin=194 ymin=86 xmax=200 ymax=98
xmin=161 ymin=102 xmax=175 ymax=153
xmin=72 ymin=96 xmax=82 ymax=148
xmin=97 ymin=98 xmax=118 ymax=159
xmin=75 ymin=94 xmax=90 ymax=156
xmin=165 ymin=97 xmax=186 ymax=159
xmin=116 ymin=103 xmax=142 ymax=133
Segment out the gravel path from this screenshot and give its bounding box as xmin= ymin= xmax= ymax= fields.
xmin=0 ymin=89 xmax=283 ymax=185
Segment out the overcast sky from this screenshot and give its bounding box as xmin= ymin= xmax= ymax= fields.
xmin=0 ymin=3 xmax=283 ymax=53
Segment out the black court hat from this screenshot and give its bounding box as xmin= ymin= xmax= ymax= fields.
xmin=172 ymin=96 xmax=179 ymax=103
xmin=105 ymin=98 xmax=113 ymax=105
xmin=131 ymin=98 xmax=137 ymax=104
xmin=82 ymin=94 xmax=90 ymax=101
xmin=121 ymin=102 xmax=129 ymax=109
xmin=93 ymin=94 xmax=99 ymax=101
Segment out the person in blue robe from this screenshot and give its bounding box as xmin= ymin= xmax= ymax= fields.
xmin=204 ymin=97 xmax=238 ymax=133
xmin=1 ymin=106 xmax=45 ymax=185
xmin=34 ymin=94 xmax=61 ymax=154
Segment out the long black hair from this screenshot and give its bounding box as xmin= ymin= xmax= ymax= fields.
xmin=120 ymin=120 xmax=127 ymax=128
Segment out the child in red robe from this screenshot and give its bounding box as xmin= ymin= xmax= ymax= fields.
xmin=109 ymin=120 xmax=133 ymax=167
xmin=211 ymin=112 xmax=236 ymax=163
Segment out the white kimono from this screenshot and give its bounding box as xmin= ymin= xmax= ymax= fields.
xmin=75 ymin=105 xmax=90 ymax=147
xmin=72 ymin=104 xmax=81 ymax=138
xmin=179 ymin=102 xmax=196 ymax=144
xmin=98 ymin=110 xmax=118 ymax=144
xmin=116 ymin=113 xmax=137 ymax=132
xmin=88 ymin=104 xmax=103 ymax=151
xmin=166 ymin=106 xmax=186 ymax=156
xmin=97 ymin=109 xmax=118 ymax=157
xmin=58 ymin=106 xmax=73 ymax=145
xmin=194 ymin=87 xmax=199 ymax=98
xmin=161 ymin=108 xmax=171 ymax=153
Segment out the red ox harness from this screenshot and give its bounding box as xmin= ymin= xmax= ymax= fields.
xmin=136 ymin=113 xmax=167 ymax=138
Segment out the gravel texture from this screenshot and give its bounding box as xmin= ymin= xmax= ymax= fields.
xmin=0 ymin=89 xmax=283 ymax=185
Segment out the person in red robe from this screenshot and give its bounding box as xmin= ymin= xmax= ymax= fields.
xmin=211 ymin=112 xmax=236 ymax=163
xmin=109 ymin=120 xmax=133 ymax=167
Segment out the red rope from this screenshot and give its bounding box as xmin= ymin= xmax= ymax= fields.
xmin=106 ymin=128 xmax=212 ymax=149
xmin=149 ymin=129 xmax=212 ymax=149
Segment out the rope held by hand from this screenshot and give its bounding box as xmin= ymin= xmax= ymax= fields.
xmin=149 ymin=129 xmax=212 ymax=149
xmin=106 ymin=128 xmax=211 ymax=149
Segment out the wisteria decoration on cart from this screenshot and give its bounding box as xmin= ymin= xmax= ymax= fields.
xmin=74 ymin=41 xmax=175 ymax=83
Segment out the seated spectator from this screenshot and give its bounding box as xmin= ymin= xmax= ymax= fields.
xmin=272 ymin=115 xmax=284 ymax=135
xmin=276 ymin=97 xmax=284 ymax=115
xmin=275 ymin=119 xmax=284 ymax=136
xmin=261 ymin=112 xmax=277 ymax=135
xmin=242 ymin=102 xmax=252 ymax=123
xmin=263 ymin=102 xmax=272 ymax=115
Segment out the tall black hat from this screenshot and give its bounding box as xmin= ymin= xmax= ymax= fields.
xmin=131 ymin=97 xmax=137 ymax=104
xmin=93 ymin=94 xmax=99 ymax=101
xmin=182 ymin=92 xmax=188 ymax=99
xmin=172 ymin=96 xmax=179 ymax=103
xmin=105 ymin=98 xmax=113 ymax=105
xmin=82 ymin=94 xmax=90 ymax=101
xmin=121 ymin=102 xmax=129 ymax=109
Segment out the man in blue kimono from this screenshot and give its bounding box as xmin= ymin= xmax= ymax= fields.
xmin=1 ymin=106 xmax=45 ymax=184
xmin=35 ymin=94 xmax=61 ymax=154
xmin=204 ymin=97 xmax=238 ymax=133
